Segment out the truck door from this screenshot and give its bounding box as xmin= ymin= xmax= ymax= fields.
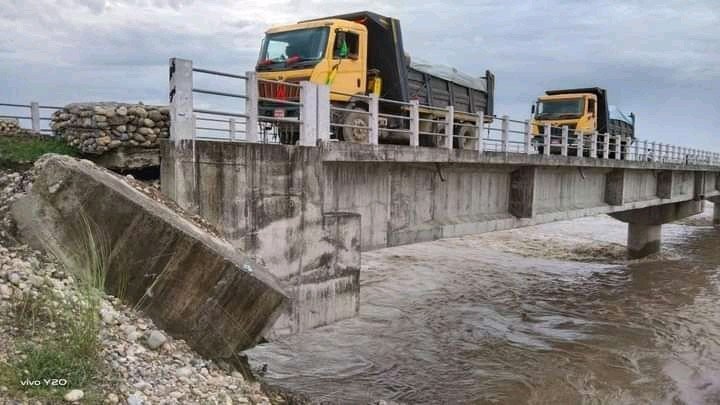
xmin=327 ymin=29 xmax=366 ymax=98
xmin=586 ymin=97 xmax=597 ymax=134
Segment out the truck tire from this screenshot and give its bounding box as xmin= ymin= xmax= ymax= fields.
xmin=341 ymin=107 xmax=370 ymax=143
xmin=454 ymin=124 xmax=476 ymax=150
xmin=278 ymin=124 xmax=299 ymax=145
xmin=419 ymin=119 xmax=439 ymax=147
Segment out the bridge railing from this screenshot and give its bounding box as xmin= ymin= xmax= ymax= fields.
xmin=168 ymin=58 xmax=720 ymax=166
xmin=0 ymin=102 xmax=61 ymax=135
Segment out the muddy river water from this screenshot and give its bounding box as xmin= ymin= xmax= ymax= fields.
xmin=248 ymin=203 xmax=720 ymax=404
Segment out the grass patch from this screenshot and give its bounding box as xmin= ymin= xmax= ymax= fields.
xmin=0 ymin=213 xmax=110 ymax=401
xmin=0 ymin=135 xmax=77 ymax=169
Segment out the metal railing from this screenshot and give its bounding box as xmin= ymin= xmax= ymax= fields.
xmin=0 ymin=102 xmax=61 ymax=135
xmin=168 ymin=58 xmax=720 ymax=167
xmin=169 ymin=58 xmax=324 ymax=146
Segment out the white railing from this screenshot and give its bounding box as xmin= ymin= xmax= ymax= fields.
xmin=0 ymin=102 xmax=61 ymax=135
xmin=168 ymin=58 xmax=720 ymax=167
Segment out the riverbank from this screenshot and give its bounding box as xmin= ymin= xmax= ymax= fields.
xmin=0 ymin=167 xmax=298 ymax=404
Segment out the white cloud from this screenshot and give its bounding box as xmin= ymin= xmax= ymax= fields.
xmin=1 ymin=0 xmax=718 ymax=148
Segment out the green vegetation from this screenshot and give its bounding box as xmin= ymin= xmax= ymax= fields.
xmin=0 ymin=214 xmax=110 ymax=401
xmin=0 ymin=135 xmax=77 ymax=169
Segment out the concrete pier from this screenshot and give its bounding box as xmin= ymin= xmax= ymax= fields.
xmin=610 ymin=200 xmax=704 ymax=258
xmin=715 ymin=202 xmax=720 ymax=227
xmin=627 ymin=223 xmax=662 ymax=259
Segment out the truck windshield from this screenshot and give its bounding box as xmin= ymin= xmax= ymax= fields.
xmin=257 ymin=27 xmax=329 ymax=70
xmin=536 ymin=99 xmax=584 ymax=119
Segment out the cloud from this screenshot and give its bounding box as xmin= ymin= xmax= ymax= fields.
xmin=1 ymin=0 xmax=718 ymax=149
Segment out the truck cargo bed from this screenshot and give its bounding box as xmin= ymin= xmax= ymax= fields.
xmin=407 ymin=65 xmax=494 ymax=117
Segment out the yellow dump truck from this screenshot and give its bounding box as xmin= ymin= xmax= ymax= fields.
xmin=530 ymin=87 xmax=635 ymax=158
xmin=255 ymin=11 xmax=495 ymax=146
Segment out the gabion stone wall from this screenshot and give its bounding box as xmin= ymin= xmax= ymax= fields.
xmin=51 ymin=103 xmax=170 ymax=154
xmin=0 ymin=119 xmax=21 ymax=136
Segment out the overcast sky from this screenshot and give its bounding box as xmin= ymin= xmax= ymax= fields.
xmin=2 ymin=0 xmax=718 ymax=149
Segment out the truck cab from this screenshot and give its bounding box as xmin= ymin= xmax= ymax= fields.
xmin=531 ymin=92 xmax=598 ymax=137
xmin=256 ymin=18 xmax=371 ymax=104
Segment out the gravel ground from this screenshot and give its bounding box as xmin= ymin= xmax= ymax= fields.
xmin=0 ymin=169 xmax=289 ymax=404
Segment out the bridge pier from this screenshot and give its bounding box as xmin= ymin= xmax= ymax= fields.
xmin=610 ymin=200 xmax=704 ymax=259
xmin=627 ymin=223 xmax=662 ymax=259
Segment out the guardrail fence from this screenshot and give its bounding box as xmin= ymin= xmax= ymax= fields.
xmin=0 ymin=102 xmax=61 ymax=135
xmin=168 ymin=58 xmax=720 ymax=166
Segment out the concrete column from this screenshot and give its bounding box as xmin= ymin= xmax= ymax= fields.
xmin=656 ymin=171 xmax=673 ymax=199
xmin=627 ymin=223 xmax=661 ymax=259
xmin=509 ymin=167 xmax=535 ymax=218
xmin=714 ymin=202 xmax=720 ymax=228
xmin=605 ymin=169 xmax=625 ymax=206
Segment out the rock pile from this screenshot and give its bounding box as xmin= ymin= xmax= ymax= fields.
xmin=51 ymin=103 xmax=170 ymax=154
xmin=0 ymin=119 xmax=20 ymax=136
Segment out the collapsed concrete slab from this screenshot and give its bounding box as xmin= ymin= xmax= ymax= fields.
xmin=11 ymin=154 xmax=288 ymax=358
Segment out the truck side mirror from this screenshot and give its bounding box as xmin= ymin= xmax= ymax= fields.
xmin=531 ymin=105 xmax=535 ymax=114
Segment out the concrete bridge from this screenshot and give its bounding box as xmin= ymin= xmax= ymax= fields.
xmin=161 ymin=140 xmax=720 ymax=336
xmin=161 ymin=58 xmax=720 ymax=336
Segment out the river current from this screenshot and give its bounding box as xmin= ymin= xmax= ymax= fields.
xmin=248 ymin=203 xmax=720 ymax=404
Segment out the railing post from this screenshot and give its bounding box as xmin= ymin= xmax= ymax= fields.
xmin=245 ymin=71 xmax=259 ymax=142
xmin=299 ymin=81 xmax=318 ymax=146
xmin=543 ymin=124 xmax=551 ymax=156
xmin=615 ymin=135 xmax=621 ymax=160
xmin=169 ymin=58 xmax=195 ymax=142
xmin=603 ymin=134 xmax=610 ymax=159
xmin=650 ymin=142 xmax=657 ymax=161
xmin=369 ymin=93 xmax=380 ymax=145
xmin=576 ymin=132 xmax=584 ymax=157
xmin=409 ymin=100 xmax=420 ymax=147
xmin=642 ymin=140 xmax=647 ymax=161
xmin=444 ymin=106 xmax=454 ymax=149
xmin=561 ymin=125 xmax=568 ymax=156
xmin=30 ymin=102 xmax=40 ymax=132
xmin=591 ymin=132 xmax=598 ymax=158
xmin=633 ymin=139 xmax=639 ymax=161
xmin=524 ymin=119 xmax=531 ymax=155
xmin=501 ymin=115 xmax=509 ymax=153
xmin=659 ymin=143 xmax=665 ymax=162
xmin=477 ymin=111 xmax=485 ymax=153
xmin=316 ymin=84 xmax=331 ymax=142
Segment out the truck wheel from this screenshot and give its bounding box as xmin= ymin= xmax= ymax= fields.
xmin=278 ymin=124 xmax=299 ymax=145
xmin=419 ymin=117 xmax=441 ymax=147
xmin=341 ymin=108 xmax=370 ymax=143
xmin=454 ymin=125 xmax=476 ymax=150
